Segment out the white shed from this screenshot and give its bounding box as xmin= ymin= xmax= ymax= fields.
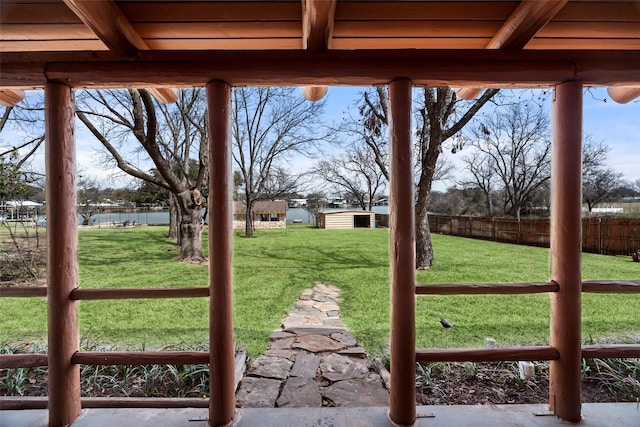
xmin=316 ymin=210 xmax=376 ymax=229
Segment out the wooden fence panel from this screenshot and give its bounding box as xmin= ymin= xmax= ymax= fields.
xmin=429 ymin=215 xmax=640 ymax=256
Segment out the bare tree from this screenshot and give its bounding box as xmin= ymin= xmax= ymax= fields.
xmin=582 ymin=138 xmax=623 ymax=212
xmin=313 ymin=142 xmax=386 ymax=211
xmin=354 ymin=86 xmax=498 ymax=269
xmin=76 ymin=88 xmax=209 ymax=262
xmin=304 ymin=192 xmax=325 ymax=225
xmin=459 ymin=154 xmax=497 ymax=216
xmin=232 ymin=87 xmax=325 ymax=237
xmin=462 ymin=101 xmax=551 ymax=219
xmin=0 ymin=98 xmax=46 ymax=190
xmin=77 ymin=175 xmax=101 ymax=226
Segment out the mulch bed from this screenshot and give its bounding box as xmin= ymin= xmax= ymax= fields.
xmin=415 ymin=361 xmax=636 ymax=405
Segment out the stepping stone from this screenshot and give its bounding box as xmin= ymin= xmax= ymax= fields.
xmin=276 ymin=377 xmax=322 ymax=408
xmin=283 ymin=326 xmax=345 ymax=335
xmin=331 ymin=331 xmax=357 ymax=347
xmin=236 ymin=377 xmax=281 ymax=408
xmin=263 ymin=349 xmax=298 ymax=360
xmin=320 ymin=354 xmax=369 ymax=381
xmin=323 ymin=378 xmax=389 ymax=407
xmin=314 ymin=303 xmax=339 ymax=312
xmin=292 ymin=334 xmax=346 ymax=353
xmin=324 ymin=318 xmax=345 ymax=328
xmin=269 ymin=331 xmax=295 ymax=340
xmin=290 ymin=351 xmax=321 ymax=378
xmin=282 ymin=316 xmax=324 ymax=330
xmin=269 ymin=337 xmax=294 ymax=350
xmin=337 ymin=346 xmax=367 ymax=357
xmin=249 ymin=356 xmax=293 ymax=381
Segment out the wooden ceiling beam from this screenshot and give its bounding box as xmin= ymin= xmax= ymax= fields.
xmin=607 ymin=86 xmax=640 ymax=104
xmin=2 ymin=49 xmax=639 ymax=89
xmin=487 ymin=0 xmax=569 ymax=50
xmin=0 ymin=89 xmax=25 ymax=107
xmin=62 ymin=0 xmax=147 ymax=57
xmin=302 ymin=0 xmax=336 ymax=52
xmin=62 ymin=0 xmax=178 ymax=103
xmin=147 ymin=88 xmax=180 ymax=104
xmin=301 ymin=0 xmax=335 ymax=101
xmin=456 ymin=0 xmax=568 ymax=100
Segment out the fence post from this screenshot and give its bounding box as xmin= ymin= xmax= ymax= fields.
xmin=388 ymin=79 xmax=416 ymax=426
xmin=45 ymin=82 xmax=81 ymax=427
xmin=549 ymin=80 xmax=583 ymax=423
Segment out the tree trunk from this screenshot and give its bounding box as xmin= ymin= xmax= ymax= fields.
xmin=244 ymin=199 xmax=255 ymax=237
xmin=168 ymin=193 xmax=179 ymax=240
xmin=415 ymin=182 xmax=434 ymax=270
xmin=176 ymin=189 xmax=205 ymax=262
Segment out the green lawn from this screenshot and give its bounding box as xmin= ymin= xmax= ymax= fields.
xmin=1 ymin=225 xmax=638 ymax=356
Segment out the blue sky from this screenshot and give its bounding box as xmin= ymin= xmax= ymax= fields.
xmin=2 ymin=86 xmax=638 ymax=193
xmin=301 ymin=86 xmax=640 ymax=192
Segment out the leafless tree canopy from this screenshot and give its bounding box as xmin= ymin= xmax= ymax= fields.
xmin=582 ymin=137 xmax=623 ymax=212
xmin=232 ymin=87 xmax=325 ymax=237
xmin=354 ymin=86 xmax=498 ymax=269
xmin=76 ymin=88 xmax=209 ymax=262
xmin=0 ymin=98 xmax=46 ymax=189
xmin=313 ymin=142 xmax=386 ymax=211
xmin=462 ymin=101 xmax=551 ymax=219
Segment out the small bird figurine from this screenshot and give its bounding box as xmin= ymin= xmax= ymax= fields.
xmin=439 ymin=317 xmax=456 ymax=329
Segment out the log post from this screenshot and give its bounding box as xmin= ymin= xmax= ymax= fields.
xmin=206 ymin=81 xmax=235 ymax=426
xmin=549 ymin=80 xmax=583 ymax=423
xmin=45 ymin=82 xmax=81 ymax=426
xmin=388 ymin=79 xmax=416 ymax=426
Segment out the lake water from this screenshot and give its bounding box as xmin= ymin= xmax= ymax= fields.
xmin=74 ymin=206 xmax=390 ymax=226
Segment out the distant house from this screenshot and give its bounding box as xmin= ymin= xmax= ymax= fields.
xmin=233 ymin=200 xmax=287 ymax=230
xmin=316 ymin=210 xmax=376 ymax=229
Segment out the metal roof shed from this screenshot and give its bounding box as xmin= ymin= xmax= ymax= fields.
xmin=317 ymin=210 xmax=375 ymax=229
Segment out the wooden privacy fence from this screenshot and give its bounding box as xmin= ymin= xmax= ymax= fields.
xmin=429 ymin=215 xmax=640 ymax=256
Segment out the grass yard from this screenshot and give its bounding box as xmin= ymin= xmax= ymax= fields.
xmin=1 ymin=225 xmax=639 ymax=357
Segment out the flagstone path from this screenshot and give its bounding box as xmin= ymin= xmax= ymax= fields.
xmin=236 ymin=283 xmax=389 ymax=408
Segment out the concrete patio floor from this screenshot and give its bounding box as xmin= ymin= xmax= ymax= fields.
xmin=2 ymin=403 xmax=639 ymax=427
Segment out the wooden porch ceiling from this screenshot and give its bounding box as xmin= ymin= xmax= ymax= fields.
xmin=1 ymin=0 xmax=640 ymax=102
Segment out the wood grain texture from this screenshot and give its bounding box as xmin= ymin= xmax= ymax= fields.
xmin=69 ymin=287 xmax=209 ymax=300
xmin=388 ymin=79 xmax=416 ymax=426
xmin=549 ymin=81 xmax=583 ymax=423
xmin=416 ymin=346 xmax=560 ymax=362
xmin=72 ymin=351 xmax=209 ymax=365
xmin=206 ymin=80 xmax=236 ymax=426
xmin=45 ymin=81 xmax=81 ymax=427
xmin=415 ymin=282 xmax=558 ymax=295
xmin=1 ymin=49 xmax=634 ymax=89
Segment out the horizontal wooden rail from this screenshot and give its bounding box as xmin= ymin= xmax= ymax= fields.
xmin=70 ymin=287 xmax=209 ymax=300
xmin=0 ymin=354 xmax=48 ymax=368
xmin=582 ymin=280 xmax=640 ymax=293
xmin=581 ymin=344 xmax=640 ymax=359
xmin=0 ymin=396 xmax=209 ymax=410
xmin=416 ymin=346 xmax=560 ymax=363
xmin=0 ymin=286 xmax=47 ymax=298
xmin=416 ymin=282 xmax=558 ymax=295
xmin=72 ymin=351 xmax=209 ymax=366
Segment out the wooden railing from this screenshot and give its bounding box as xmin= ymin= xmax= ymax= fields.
xmin=0 ymin=286 xmax=212 ymax=408
xmin=3 ymin=280 xmax=639 ymax=402
xmin=414 ymin=280 xmax=640 ymax=372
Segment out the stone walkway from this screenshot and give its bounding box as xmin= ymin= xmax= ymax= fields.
xmin=236 ymin=283 xmax=389 ymax=408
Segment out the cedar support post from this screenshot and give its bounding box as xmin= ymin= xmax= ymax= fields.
xmin=45 ymin=82 xmax=81 ymax=427
xmin=206 ymin=81 xmax=235 ymax=426
xmin=388 ymin=79 xmax=416 ymax=426
xmin=549 ymin=80 xmax=583 ymax=423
